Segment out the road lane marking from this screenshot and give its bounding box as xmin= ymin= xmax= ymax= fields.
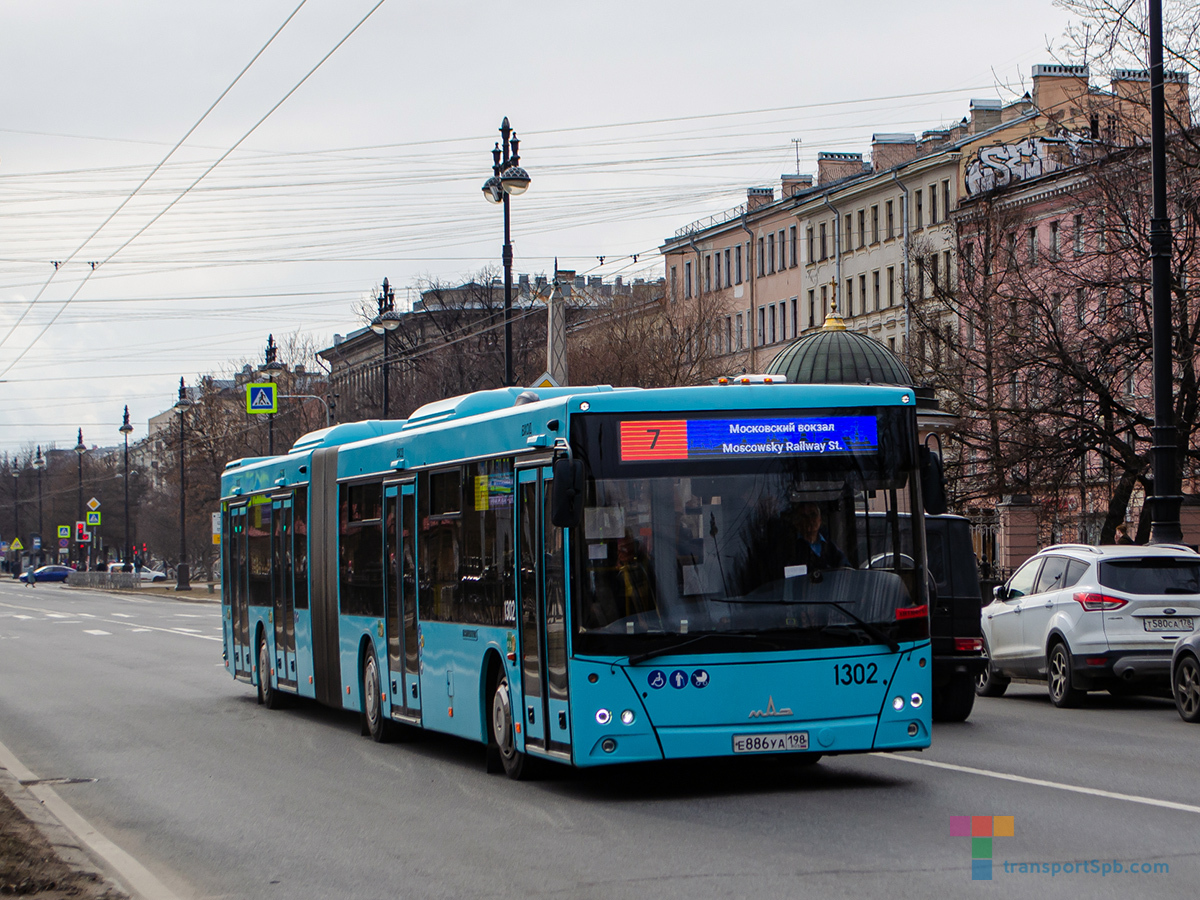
xmin=874 ymin=753 xmax=1200 ymax=815
xmin=0 ymin=601 xmax=220 ymax=642
xmin=12 ymin=615 xmax=32 ymax=620
xmin=45 ymin=613 xmax=70 ymax=619
xmin=0 ymin=737 xmax=182 ymax=900
xmin=110 ymin=613 xmax=132 ymax=618
xmin=130 ymin=628 xmax=151 ymax=633
xmin=83 ymin=630 xmax=111 ymax=636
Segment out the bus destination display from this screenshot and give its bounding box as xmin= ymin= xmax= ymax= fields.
xmin=619 ymin=415 xmax=878 ymax=461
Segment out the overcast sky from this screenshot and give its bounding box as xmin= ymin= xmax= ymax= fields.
xmin=0 ymin=0 xmax=1076 ymax=455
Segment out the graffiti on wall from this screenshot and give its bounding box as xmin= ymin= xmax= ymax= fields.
xmin=965 ymin=135 xmax=1084 ymax=196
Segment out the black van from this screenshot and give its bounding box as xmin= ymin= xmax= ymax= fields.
xmin=856 ymin=513 xmax=986 ymax=721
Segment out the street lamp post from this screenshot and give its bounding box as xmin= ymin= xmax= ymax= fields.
xmin=261 ymin=335 xmax=284 ymax=455
xmin=120 ymin=408 xmax=133 ymax=571
xmin=10 ymin=469 xmax=18 ymax=566
xmin=175 ymin=378 xmax=192 ymax=591
xmin=32 ymin=447 xmax=44 ymax=567
xmin=481 ymin=117 xmax=531 ymax=388
xmin=369 ymin=278 xmax=400 ymax=418
xmin=74 ymin=429 xmax=86 ymax=569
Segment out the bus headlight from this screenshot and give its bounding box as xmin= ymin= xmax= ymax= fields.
xmin=595 ymin=709 xmax=612 ymax=725
xmin=892 ymin=696 xmax=905 ymax=711
xmin=910 ymin=693 xmax=924 ymax=709
xmin=620 ymin=709 xmax=635 ymax=725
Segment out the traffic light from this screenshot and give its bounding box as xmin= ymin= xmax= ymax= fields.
xmin=75 ymin=521 xmax=91 ymax=543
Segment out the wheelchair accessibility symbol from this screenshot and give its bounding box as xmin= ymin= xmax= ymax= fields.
xmin=647 ymin=670 xmax=667 ymax=690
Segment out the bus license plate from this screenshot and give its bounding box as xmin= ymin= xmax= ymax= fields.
xmin=1144 ymin=617 xmax=1194 ymax=632
xmin=732 ymin=731 xmax=809 ymax=754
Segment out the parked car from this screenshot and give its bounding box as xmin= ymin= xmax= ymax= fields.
xmin=977 ymin=544 xmax=1200 ymax=707
xmin=1171 ymin=631 xmax=1200 ymax=723
xmin=19 ymin=565 xmax=75 ymax=583
xmin=856 ymin=513 xmax=986 ymax=722
xmin=138 ymin=568 xmax=167 ymax=583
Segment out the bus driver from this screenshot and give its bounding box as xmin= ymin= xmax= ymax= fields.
xmin=786 ymin=503 xmax=849 ymax=571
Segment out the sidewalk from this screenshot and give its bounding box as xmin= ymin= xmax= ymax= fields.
xmin=64 ymin=581 xmax=222 ymax=603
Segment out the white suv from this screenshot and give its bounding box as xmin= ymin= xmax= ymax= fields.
xmin=976 ymin=544 xmax=1200 ymax=707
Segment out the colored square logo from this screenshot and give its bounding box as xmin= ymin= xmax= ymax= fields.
xmin=949 ymin=816 xmax=970 ymax=837
xmin=953 ymin=816 xmax=1013 ymax=880
xmin=972 ymin=816 xmax=993 ymax=837
xmin=971 ymin=838 xmax=993 ymax=858
xmin=972 ymin=859 xmax=993 ymax=881
xmin=993 ymin=816 xmax=1015 ymax=837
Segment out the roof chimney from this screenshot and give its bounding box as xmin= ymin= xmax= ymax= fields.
xmin=781 ymin=173 xmax=813 ymax=198
xmin=1031 ymin=63 xmax=1089 ymax=120
xmin=965 ymin=100 xmax=1000 ymax=135
xmin=870 ymin=134 xmax=918 ymax=173
xmin=816 ymin=151 xmax=864 ymax=186
xmin=746 ymin=186 xmax=774 ymax=210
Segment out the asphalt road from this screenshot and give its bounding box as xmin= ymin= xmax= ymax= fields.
xmin=0 ymin=579 xmax=1196 ymax=900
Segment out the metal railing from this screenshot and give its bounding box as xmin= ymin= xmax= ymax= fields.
xmin=67 ymin=571 xmax=142 ymax=590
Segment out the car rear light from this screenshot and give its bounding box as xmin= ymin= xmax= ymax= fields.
xmin=954 ymin=638 xmax=984 ymax=652
xmin=1073 ymin=592 xmax=1128 ymax=611
xmin=1085 ymin=657 xmax=1108 ymax=666
xmin=895 ymin=604 xmax=928 ymax=621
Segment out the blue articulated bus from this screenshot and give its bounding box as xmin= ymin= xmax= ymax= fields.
xmin=220 ymin=381 xmax=933 ymax=777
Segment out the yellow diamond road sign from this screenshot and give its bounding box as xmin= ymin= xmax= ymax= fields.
xmin=87 ymin=497 xmax=100 ymax=511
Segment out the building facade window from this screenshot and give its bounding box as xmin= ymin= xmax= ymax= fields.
xmin=808 ymin=289 xmax=816 ymax=327
xmin=1049 ymin=221 xmax=1060 ymax=259
xmin=806 ymin=227 xmax=814 ymax=264
xmin=757 ymin=306 xmax=766 ymax=345
xmin=1028 ymin=227 xmax=1038 ymax=265
xmin=670 ymin=265 xmax=677 ymax=299
xmin=942 ymin=180 xmax=951 ymax=220
xmin=820 ymin=284 xmax=828 ymax=320
xmin=820 ymin=223 xmax=828 ymax=260
xmin=943 ymin=250 xmax=951 ymax=291
xmin=859 ymin=274 xmax=867 ymax=313
xmin=726 ymin=316 xmax=733 ymax=352
xmin=735 ymin=245 xmax=743 ymax=284
xmin=1073 ymin=214 xmax=1084 ymax=255
xmin=724 ymin=248 xmax=732 ymax=287
xmin=778 ymin=230 xmax=786 ymax=269
xmin=714 ymin=251 xmax=721 ymax=289
xmin=846 ymin=278 xmax=853 ymax=316
xmin=769 ymin=304 xmax=777 ymax=343
xmin=705 ymin=254 xmax=712 ymax=292
xmin=873 ymin=270 xmax=880 ymax=311
xmin=845 ymin=214 xmax=853 ymax=252
xmin=858 ymin=209 xmax=866 ymax=248
xmin=789 ymin=225 xmax=797 ymax=268
xmin=915 ymin=190 xmax=923 ymax=228
xmin=886 ymin=200 xmax=895 ymax=239
xmin=684 ymin=261 xmax=692 ymax=298
xmin=871 ymin=205 xmax=880 ymax=243
xmin=758 ymin=237 xmax=765 ymax=276
xmin=790 ymin=297 xmax=798 ymax=336
xmin=887 ymin=266 xmax=895 ymax=306
xmin=929 ymin=184 xmax=938 ymax=224
xmin=767 ymin=233 xmax=775 ymax=274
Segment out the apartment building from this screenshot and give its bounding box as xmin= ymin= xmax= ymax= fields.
xmin=659 ymin=64 xmax=1191 ymax=375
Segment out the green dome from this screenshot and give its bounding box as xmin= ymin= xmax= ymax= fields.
xmin=766 ymin=326 xmax=913 ymax=387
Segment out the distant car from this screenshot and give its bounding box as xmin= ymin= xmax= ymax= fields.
xmin=1171 ymin=631 xmax=1200 ymax=723
xmin=978 ymin=543 xmax=1200 ymax=707
xmin=19 ymin=565 xmax=75 ymax=583
xmin=138 ymin=568 xmax=167 ymax=583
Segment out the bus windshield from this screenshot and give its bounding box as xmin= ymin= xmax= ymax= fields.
xmin=570 ymin=407 xmax=927 ymax=658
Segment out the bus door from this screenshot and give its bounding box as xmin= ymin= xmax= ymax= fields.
xmin=271 ymin=494 xmax=297 ymax=689
xmin=516 ymin=465 xmax=571 ymax=757
xmin=384 ymin=480 xmax=421 ymax=722
xmin=228 ymin=502 xmax=252 ymax=679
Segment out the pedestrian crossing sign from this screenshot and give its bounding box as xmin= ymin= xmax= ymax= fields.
xmin=57 ymin=525 xmax=70 ymax=539
xmin=246 ymin=383 xmax=278 ymax=414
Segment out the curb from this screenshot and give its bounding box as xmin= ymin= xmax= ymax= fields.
xmin=0 ymin=765 xmax=129 ymax=899
xmin=63 ymin=584 xmax=222 ymax=605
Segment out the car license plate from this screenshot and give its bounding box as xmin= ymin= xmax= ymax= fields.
xmin=732 ymin=731 xmax=809 ymax=754
xmin=1143 ymin=617 xmax=1194 ymax=632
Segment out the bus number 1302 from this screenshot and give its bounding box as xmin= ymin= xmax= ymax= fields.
xmin=833 ymin=662 xmax=878 ymax=685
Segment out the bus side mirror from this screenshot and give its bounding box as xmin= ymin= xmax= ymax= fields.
xmin=550 ymin=457 xmax=585 ymax=528
xmin=919 ymin=445 xmax=948 ymax=515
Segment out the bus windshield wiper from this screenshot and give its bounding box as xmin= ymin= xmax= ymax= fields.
xmin=628 ymin=631 xmax=762 ymax=665
xmin=790 ymin=601 xmax=900 ymax=653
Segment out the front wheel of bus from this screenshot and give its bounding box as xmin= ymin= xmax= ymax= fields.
xmin=492 ymin=676 xmax=533 ymax=780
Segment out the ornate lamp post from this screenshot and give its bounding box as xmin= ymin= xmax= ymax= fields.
xmin=74 ymin=429 xmax=86 ymax=569
xmin=369 ymin=278 xmax=400 ymax=418
xmin=175 ymin=379 xmax=192 ymax=591
xmin=481 ymin=117 xmax=531 ymax=387
xmin=120 ymin=407 xmax=134 ymax=571
xmin=32 ymin=447 xmax=44 ymax=566
xmin=261 ymin=335 xmax=284 ymax=455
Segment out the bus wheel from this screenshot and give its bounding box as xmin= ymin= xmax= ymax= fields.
xmin=257 ymin=640 xmax=282 ymax=710
xmin=491 ymin=676 xmax=533 ymax=780
xmin=362 ymin=653 xmax=391 ymax=743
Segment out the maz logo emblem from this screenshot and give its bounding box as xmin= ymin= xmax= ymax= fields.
xmin=748 ymin=696 xmax=793 ymax=718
